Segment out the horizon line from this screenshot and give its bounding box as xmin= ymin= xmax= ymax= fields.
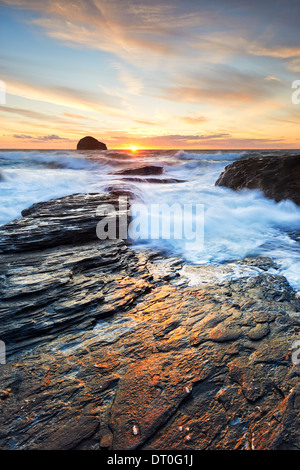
xmin=1 ymin=147 xmax=300 ymax=151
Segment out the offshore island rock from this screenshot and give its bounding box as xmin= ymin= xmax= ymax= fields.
xmin=77 ymin=136 xmax=107 ymax=150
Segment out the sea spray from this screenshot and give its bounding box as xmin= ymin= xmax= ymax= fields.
xmin=0 ymin=149 xmax=299 ymax=289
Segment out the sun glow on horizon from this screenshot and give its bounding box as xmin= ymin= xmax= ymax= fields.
xmin=130 ymin=146 xmax=138 ymax=152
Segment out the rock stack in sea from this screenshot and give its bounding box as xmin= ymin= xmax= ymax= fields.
xmin=77 ymin=136 xmax=107 ymax=150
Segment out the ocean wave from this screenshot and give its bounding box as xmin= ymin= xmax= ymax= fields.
xmin=0 ymin=169 xmax=7 ymax=181
xmin=138 ymin=181 xmax=300 ymax=289
xmin=0 ymin=148 xmax=299 ymax=289
xmin=174 ymin=150 xmax=246 ymax=161
xmin=0 ymin=150 xmax=103 ymax=170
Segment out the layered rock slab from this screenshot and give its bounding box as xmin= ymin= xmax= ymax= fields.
xmin=0 ymin=192 xmax=299 ymax=450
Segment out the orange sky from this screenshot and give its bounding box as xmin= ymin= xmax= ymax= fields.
xmin=0 ymin=0 xmax=300 ymax=149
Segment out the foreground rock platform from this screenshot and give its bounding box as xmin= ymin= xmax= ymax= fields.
xmin=215 ymin=154 xmax=300 ymax=206
xmin=0 ymin=192 xmax=299 ymax=450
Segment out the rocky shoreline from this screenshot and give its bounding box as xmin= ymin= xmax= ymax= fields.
xmin=0 ymin=185 xmax=299 ymax=450
xmin=216 ymin=154 xmax=300 ymax=206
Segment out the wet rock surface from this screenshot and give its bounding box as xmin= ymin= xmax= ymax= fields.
xmin=113 ymin=165 xmax=164 ymax=176
xmin=0 ymin=193 xmax=130 ymax=253
xmin=0 ymin=192 xmax=299 ymax=450
xmin=215 ymin=154 xmax=300 ymax=206
xmin=112 ymin=165 xmax=185 ymax=184
xmin=121 ymin=177 xmax=185 ymax=184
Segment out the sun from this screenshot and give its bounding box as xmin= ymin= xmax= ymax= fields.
xmin=130 ymin=145 xmax=138 ymax=152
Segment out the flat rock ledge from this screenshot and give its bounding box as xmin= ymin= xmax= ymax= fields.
xmin=0 ymin=192 xmax=299 ymax=450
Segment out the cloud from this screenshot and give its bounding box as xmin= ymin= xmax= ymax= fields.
xmin=287 ymin=58 xmax=300 ymax=73
xmin=111 ymin=63 xmax=144 ymax=95
xmin=2 ymin=0 xmax=300 ymax=148
xmin=1 ymin=0 xmax=192 ymax=66
xmin=61 ymin=112 xmax=99 ymax=121
xmin=12 ymin=133 xmax=70 ymax=141
xmin=1 ymin=105 xmax=92 ymax=124
xmin=159 ymin=85 xmax=258 ymax=105
xmin=3 ymin=0 xmax=300 ymax=73
xmin=111 ymin=132 xmax=230 ymax=148
xmin=153 ymin=133 xmax=229 ymax=142
xmin=102 ymin=126 xmax=288 ymax=149
xmin=136 ymin=134 xmax=284 ymax=148
xmin=37 ymin=134 xmax=66 ymax=141
xmin=264 ymin=76 xmax=282 ymax=82
xmin=248 ymin=43 xmax=300 ymax=59
xmin=4 ymin=78 xmax=125 ymax=116
xmin=177 ymin=115 xmax=208 ymax=125
xmin=1 ymin=106 xmax=54 ymax=121
xmin=133 ymin=119 xmax=159 ymax=126
xmin=13 ymin=133 xmax=33 ymax=139
xmin=248 ymin=42 xmax=300 ymax=72
xmin=1 ymin=0 xmax=246 ymax=73
xmin=156 ymin=65 xmax=284 ymax=105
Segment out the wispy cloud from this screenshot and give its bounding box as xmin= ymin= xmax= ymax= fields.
xmin=61 ymin=112 xmax=99 ymax=121
xmin=177 ymin=115 xmax=208 ymax=125
xmin=133 ymin=119 xmax=159 ymax=126
xmin=1 ymin=106 xmax=56 ymax=121
xmin=248 ymin=43 xmax=300 ymax=59
xmin=1 ymin=0 xmax=300 ymax=148
xmin=111 ymin=63 xmax=144 ymax=95
xmin=157 ymin=68 xmax=283 ymax=106
xmin=2 ymin=0 xmax=190 ymax=64
xmin=107 ymin=132 xmax=230 ymax=148
xmin=5 ymin=78 xmax=125 ymax=116
xmin=247 ymin=42 xmax=300 ymax=72
xmin=12 ymin=133 xmax=73 ymax=143
xmin=12 ymin=133 xmax=33 ymax=139
xmin=264 ymin=76 xmax=282 ymax=82
xmin=1 ymin=105 xmax=98 ymax=125
xmin=103 ymin=130 xmax=286 ymax=149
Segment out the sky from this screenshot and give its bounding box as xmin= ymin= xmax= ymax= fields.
xmin=0 ymin=0 xmax=300 ymax=149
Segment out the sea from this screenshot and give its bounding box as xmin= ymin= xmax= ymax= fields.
xmin=0 ymin=148 xmax=300 ymax=291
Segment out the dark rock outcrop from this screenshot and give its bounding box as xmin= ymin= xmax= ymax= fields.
xmin=112 ymin=166 xmax=184 ymax=183
xmin=121 ymin=177 xmax=185 ymax=184
xmin=77 ymin=136 xmax=107 ymax=150
xmin=114 ymin=165 xmax=164 ymax=176
xmin=0 ymin=193 xmax=299 ymax=450
xmin=215 ymin=154 xmax=300 ymax=205
xmin=0 ymin=193 xmax=129 ymax=253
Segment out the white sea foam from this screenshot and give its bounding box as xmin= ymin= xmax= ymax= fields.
xmin=0 ymin=149 xmax=299 ymax=289
xmin=0 ymin=150 xmax=103 ymax=170
xmin=174 ymin=150 xmax=246 ymax=161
